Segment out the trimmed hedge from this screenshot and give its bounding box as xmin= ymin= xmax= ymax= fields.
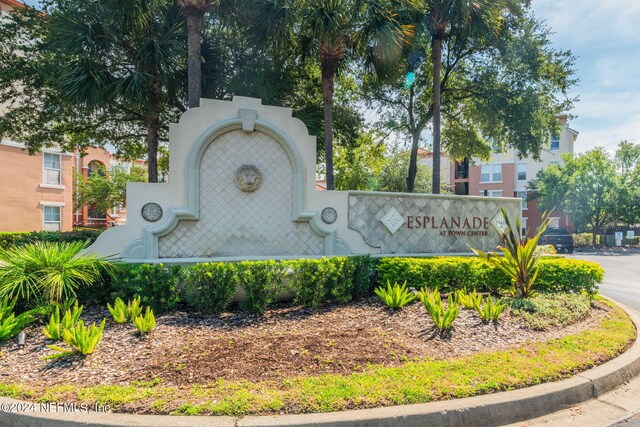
xmin=376 ymin=257 xmax=603 ymax=296
xmin=0 ymin=230 xmax=103 ymax=249
xmin=74 ymin=255 xmax=602 ymax=315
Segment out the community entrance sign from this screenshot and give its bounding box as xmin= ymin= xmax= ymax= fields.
xmin=87 ymin=97 xmax=520 ymax=262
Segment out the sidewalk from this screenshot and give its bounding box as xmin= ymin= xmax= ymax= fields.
xmin=504 ymin=374 xmax=640 ymax=427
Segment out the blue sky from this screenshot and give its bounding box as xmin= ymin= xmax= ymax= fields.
xmin=531 ymin=0 xmax=640 ymax=153
xmin=20 ymin=0 xmax=639 ymax=154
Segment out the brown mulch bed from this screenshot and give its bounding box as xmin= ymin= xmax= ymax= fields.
xmin=0 ymin=297 xmax=610 ymax=389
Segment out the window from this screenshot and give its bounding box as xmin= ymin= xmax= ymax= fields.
xmin=516 ymin=191 xmax=527 ymax=209
xmin=517 ymin=163 xmax=527 ymax=181
xmin=88 ymin=205 xmax=107 ymax=220
xmin=549 ymin=160 xmax=560 ymax=167
xmin=480 ymin=164 xmax=502 ymax=182
xmin=549 ymin=217 xmax=560 ymax=229
xmin=521 ymin=217 xmax=528 ymax=236
xmin=43 ymin=152 xmax=61 ymax=185
xmin=480 ymin=190 xmax=502 ymax=198
xmin=43 ymin=206 xmax=61 ymax=231
xmin=550 ymin=136 xmax=560 ymax=151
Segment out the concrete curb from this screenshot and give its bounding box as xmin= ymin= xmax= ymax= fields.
xmin=1 ymin=299 xmax=639 ymax=427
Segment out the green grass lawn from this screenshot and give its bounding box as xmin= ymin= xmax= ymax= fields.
xmin=0 ymin=300 xmax=635 ymax=416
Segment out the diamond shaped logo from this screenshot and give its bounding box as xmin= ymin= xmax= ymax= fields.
xmin=381 ymin=207 xmax=405 ymax=235
xmin=491 ymin=212 xmax=509 ymax=235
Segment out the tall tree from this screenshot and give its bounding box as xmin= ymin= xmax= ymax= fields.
xmin=363 ymin=3 xmax=575 ymax=193
xmin=178 ymin=0 xmax=213 ymax=108
xmin=0 ymin=0 xmax=187 ymax=182
xmin=420 ymin=0 xmax=516 ymax=194
xmin=533 ymin=149 xmax=621 ymax=245
xmin=615 ymin=140 xmax=640 ymax=176
xmin=253 ymin=0 xmax=409 ymax=190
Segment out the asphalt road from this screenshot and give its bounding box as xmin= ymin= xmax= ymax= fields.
xmin=566 ymin=250 xmax=640 ymax=311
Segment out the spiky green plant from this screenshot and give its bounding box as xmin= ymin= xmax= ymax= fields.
xmin=471 ymin=208 xmax=552 ymax=298
xmin=43 ymin=302 xmax=83 ymax=341
xmin=374 ymin=281 xmax=416 ymax=309
xmin=0 ymin=296 xmax=34 ymax=342
xmin=474 ymin=295 xmax=507 ymax=322
xmin=107 ymin=297 xmax=128 ymax=324
xmin=59 ymin=318 xmax=106 ymax=356
xmin=126 ymin=296 xmax=143 ymax=323
xmin=133 ymin=307 xmax=156 ymax=334
xmin=0 ymin=241 xmax=112 ymax=304
xmin=454 ymin=289 xmax=482 ymax=310
xmin=417 ymin=289 xmax=459 ymax=332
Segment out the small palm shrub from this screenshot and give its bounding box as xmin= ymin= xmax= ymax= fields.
xmin=0 ymin=296 xmax=34 ymax=342
xmin=0 ymin=241 xmax=112 ymax=304
xmin=182 ymin=263 xmax=237 ymax=314
xmin=454 ymin=289 xmax=482 ymax=310
xmin=471 ymin=208 xmax=551 ymax=298
xmin=374 ymin=281 xmax=416 ymax=309
xmin=125 ymin=296 xmax=143 ymax=322
xmin=133 ymin=307 xmax=156 ymax=334
xmin=107 ymin=297 xmax=128 ymax=323
xmin=43 ymin=302 xmax=83 ymax=341
xmin=418 ymin=289 xmax=459 ymax=332
xmin=474 ymin=295 xmax=507 ymax=322
xmin=48 ymin=318 xmax=106 ymax=357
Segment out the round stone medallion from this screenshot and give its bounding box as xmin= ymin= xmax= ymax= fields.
xmin=141 ymin=202 xmax=163 ymax=222
xmin=321 ymin=207 xmax=337 ymax=224
xmin=235 ymin=164 xmax=262 ymax=193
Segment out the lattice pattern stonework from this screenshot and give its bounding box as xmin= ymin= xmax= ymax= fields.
xmin=159 ymin=130 xmax=324 ymax=258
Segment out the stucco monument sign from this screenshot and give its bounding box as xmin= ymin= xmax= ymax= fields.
xmin=87 ymin=97 xmax=520 ymax=262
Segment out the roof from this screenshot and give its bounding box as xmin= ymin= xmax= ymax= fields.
xmin=0 ymin=0 xmax=25 ymax=8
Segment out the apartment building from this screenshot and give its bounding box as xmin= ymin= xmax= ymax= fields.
xmin=0 ymin=140 xmax=143 ymax=232
xmin=451 ymin=117 xmax=579 ymax=235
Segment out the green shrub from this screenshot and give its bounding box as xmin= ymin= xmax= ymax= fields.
xmin=125 ymin=296 xmax=143 ymax=322
xmin=474 ymin=295 xmax=506 ymax=322
xmin=508 ymin=293 xmax=592 ymax=330
xmin=535 ymin=259 xmax=603 ymax=296
xmin=43 ymin=302 xmax=83 ymax=341
xmin=182 ymin=263 xmax=237 ymax=314
xmin=133 ymin=307 xmax=156 ymax=334
xmin=377 ymin=257 xmax=511 ymax=294
xmin=417 ymin=289 xmax=459 ymax=332
xmin=107 ymin=297 xmax=128 ymax=324
xmin=289 ymin=259 xmax=327 ymax=309
xmin=349 ymin=255 xmax=377 ymax=300
xmin=48 ymin=318 xmax=106 ymax=356
xmin=0 ymin=296 xmax=34 ymax=342
xmin=0 ymin=241 xmax=113 ymax=304
xmin=376 ymin=256 xmax=601 ymax=297
xmin=325 ymin=257 xmax=355 ymax=304
xmin=374 ymin=281 xmax=416 ymax=309
xmin=238 ymin=260 xmax=286 ymax=315
xmin=111 ymin=263 xmax=181 ymax=313
xmin=471 ymin=208 xmax=551 ymax=297
xmin=454 ymin=289 xmax=482 ymax=310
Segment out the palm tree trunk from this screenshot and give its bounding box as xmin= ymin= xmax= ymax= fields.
xmin=407 ymin=85 xmax=418 ymax=193
xmin=185 ymin=10 xmax=204 ymax=109
xmin=431 ymin=36 xmax=443 ymax=195
xmin=146 ymin=77 xmax=161 ymax=183
xmin=321 ymin=58 xmax=339 ymax=191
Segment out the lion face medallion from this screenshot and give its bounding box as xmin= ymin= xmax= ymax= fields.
xmin=235 ymin=164 xmax=262 ymax=193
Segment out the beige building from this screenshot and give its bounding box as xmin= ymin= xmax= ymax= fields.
xmin=451 ymin=117 xmax=579 ymax=235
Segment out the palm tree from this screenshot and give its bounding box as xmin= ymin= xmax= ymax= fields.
xmin=178 ymin=0 xmax=213 ymax=108
xmin=420 ymin=0 xmax=512 ymax=194
xmin=254 ymin=0 xmax=409 ymax=190
xmin=50 ymin=0 xmax=186 ymax=182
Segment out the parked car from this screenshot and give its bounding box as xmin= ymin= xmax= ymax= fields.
xmin=541 ymin=228 xmax=574 ymax=253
